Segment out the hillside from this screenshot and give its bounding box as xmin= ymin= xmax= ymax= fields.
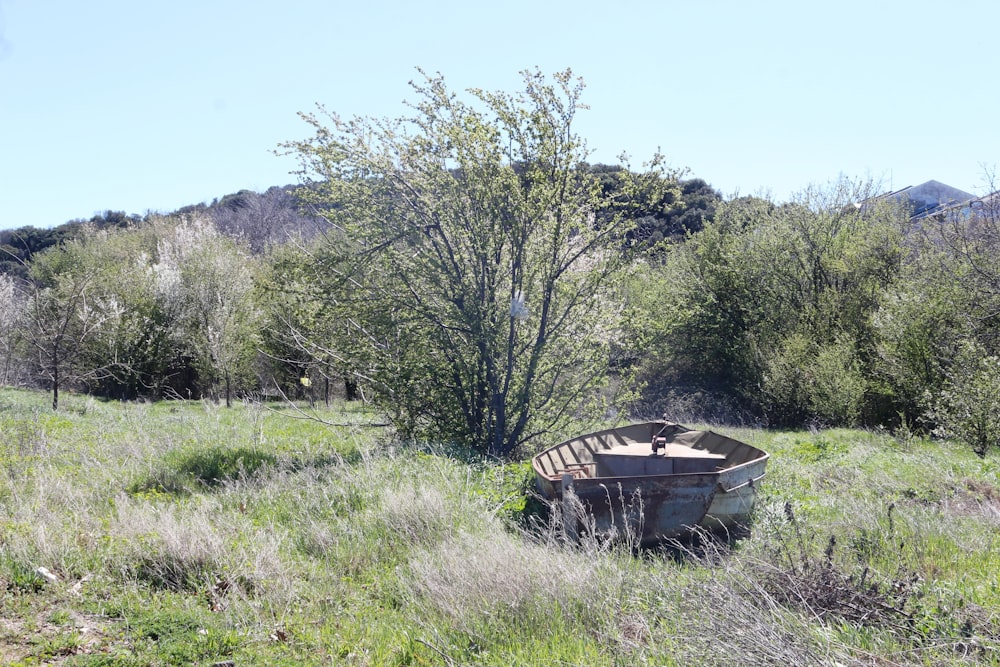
xmin=0 ymin=185 xmax=317 ymax=277
xmin=0 ymin=171 xmax=721 ymax=274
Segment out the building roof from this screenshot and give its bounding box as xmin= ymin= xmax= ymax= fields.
xmin=876 ymin=180 xmax=977 ymax=220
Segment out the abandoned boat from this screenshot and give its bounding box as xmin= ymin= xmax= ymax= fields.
xmin=532 ymin=420 xmax=769 ymax=544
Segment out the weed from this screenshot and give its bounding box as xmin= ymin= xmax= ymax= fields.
xmin=1 ymin=557 xmax=45 ymax=594
xmin=128 ymin=446 xmax=278 ymax=496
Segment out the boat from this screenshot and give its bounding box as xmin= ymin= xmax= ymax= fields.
xmin=531 ymin=420 xmax=769 ymax=545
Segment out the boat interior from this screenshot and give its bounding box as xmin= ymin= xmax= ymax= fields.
xmin=532 ymin=421 xmax=765 ymax=482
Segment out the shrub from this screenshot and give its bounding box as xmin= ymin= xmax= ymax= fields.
xmin=926 ymin=343 xmax=1000 ymax=457
xmin=761 ymin=335 xmax=865 ymax=427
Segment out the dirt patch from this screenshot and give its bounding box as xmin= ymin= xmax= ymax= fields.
xmin=0 ymin=608 xmax=113 ymax=665
xmin=1 ymin=617 xmax=31 ymax=665
xmin=942 ymin=478 xmax=1000 ymax=523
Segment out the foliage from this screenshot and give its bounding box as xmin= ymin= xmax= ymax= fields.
xmin=636 ymin=178 xmax=907 ymax=425
xmin=870 ymin=182 xmax=1000 ymax=441
xmin=209 ymin=185 xmax=323 ymax=253
xmin=591 ymin=166 xmax=721 ymax=245
xmin=0 ymin=213 xmax=141 ymax=279
xmin=668 ymin=177 xmax=723 ymax=236
xmin=72 ymin=222 xmax=183 ymax=400
xmin=256 ymin=240 xmax=356 ymax=402
xmin=927 ymin=190 xmax=1000 ymax=340
xmin=18 ymin=238 xmax=113 ymax=410
xmin=0 ymin=273 xmax=26 ymax=386
xmin=0 ymin=217 xmax=267 ymax=407
xmin=0 ymin=223 xmax=86 ymax=281
xmin=871 ymin=266 xmax=966 ymax=427
xmin=281 ymin=69 xmax=678 ymax=456
xmin=926 ymin=342 xmax=1000 ymax=457
xmin=168 ymin=219 xmax=261 ymax=406
xmin=760 ymin=334 xmax=866 ymax=427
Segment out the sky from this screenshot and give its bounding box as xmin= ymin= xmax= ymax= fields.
xmin=2 ymin=0 xmax=999 ymax=230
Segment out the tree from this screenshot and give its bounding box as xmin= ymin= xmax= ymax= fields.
xmin=878 ymin=176 xmax=1000 ymax=440
xmin=920 ymin=186 xmax=1000 ymax=352
xmin=0 ymin=223 xmax=84 ymax=280
xmin=282 ymin=69 xmax=676 ymax=457
xmin=0 ymin=273 xmax=26 ymax=385
xmin=19 ymin=240 xmax=110 ymax=410
xmin=632 ymin=176 xmax=721 ymax=245
xmin=257 ymin=240 xmax=356 ymax=403
xmin=588 ymin=167 xmax=721 ymax=246
xmin=870 ymin=241 xmax=967 ymax=427
xmin=209 ymin=186 xmax=322 ymax=253
xmin=163 ymin=218 xmax=260 ymax=407
xmin=74 ymin=222 xmax=185 ymax=400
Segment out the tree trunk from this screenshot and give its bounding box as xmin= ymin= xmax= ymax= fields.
xmin=344 ymin=376 xmax=359 ymax=401
xmin=52 ymin=360 xmax=59 ymax=411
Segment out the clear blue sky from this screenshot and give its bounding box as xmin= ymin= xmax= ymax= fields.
xmin=2 ymin=0 xmax=998 ymax=229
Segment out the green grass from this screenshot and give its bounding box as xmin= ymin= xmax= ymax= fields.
xmin=0 ymin=388 xmax=998 ymax=665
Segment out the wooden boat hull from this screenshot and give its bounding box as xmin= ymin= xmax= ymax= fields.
xmin=531 ymin=421 xmax=768 ymax=544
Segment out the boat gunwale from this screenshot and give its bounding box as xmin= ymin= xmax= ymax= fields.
xmin=531 ymin=421 xmax=768 ymax=491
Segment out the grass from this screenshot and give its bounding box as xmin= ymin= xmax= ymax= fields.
xmin=0 ymin=387 xmax=998 ymax=665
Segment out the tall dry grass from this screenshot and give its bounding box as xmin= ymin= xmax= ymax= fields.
xmin=2 ymin=391 xmax=999 ymax=665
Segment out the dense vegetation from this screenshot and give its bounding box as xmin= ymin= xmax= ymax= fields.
xmin=0 ymin=390 xmax=997 ymax=665
xmin=1 ymin=69 xmax=999 ymax=459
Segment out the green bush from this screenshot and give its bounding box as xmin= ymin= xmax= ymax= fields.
xmin=761 ymin=335 xmax=864 ymax=427
xmin=810 ymin=339 xmax=865 ymax=426
xmin=926 ymin=343 xmax=1000 ymax=457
